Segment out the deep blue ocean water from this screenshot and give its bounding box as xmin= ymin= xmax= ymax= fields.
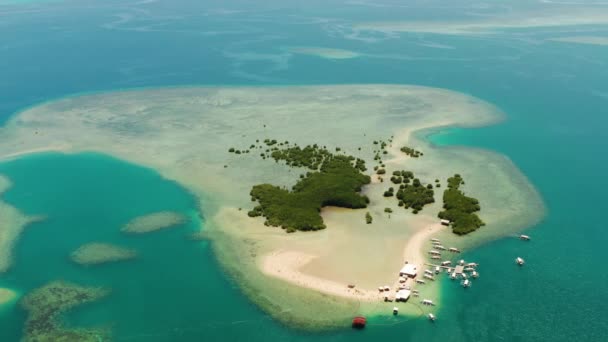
xmin=1 ymin=0 xmax=608 ymax=340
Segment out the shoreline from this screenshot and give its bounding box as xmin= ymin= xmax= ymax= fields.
xmin=0 ymin=84 xmax=545 ymax=329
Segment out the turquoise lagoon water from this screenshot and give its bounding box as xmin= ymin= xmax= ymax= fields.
xmin=2 ymin=0 xmax=608 ymax=341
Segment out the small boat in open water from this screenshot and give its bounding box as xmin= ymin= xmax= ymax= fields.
xmin=428 ymin=313 xmax=436 ymax=322
xmin=516 ymin=257 xmax=525 ymax=266
xmin=519 ymin=235 xmax=531 ymax=241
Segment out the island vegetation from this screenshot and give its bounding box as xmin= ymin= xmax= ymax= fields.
xmin=235 ymin=141 xmax=371 ymax=232
xmin=70 ymin=243 xmax=137 ymax=266
xmin=400 ymin=146 xmax=423 ymax=158
xmin=122 ymin=211 xmax=187 ymax=234
xmin=438 ymin=174 xmax=485 ymax=235
xmin=384 ymin=170 xmax=435 ymax=214
xmin=365 ymin=212 xmax=372 ymax=224
xmin=20 ymin=281 xmax=109 ymax=341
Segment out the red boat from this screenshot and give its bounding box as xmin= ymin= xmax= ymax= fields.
xmin=352 ymin=316 xmax=367 ymax=329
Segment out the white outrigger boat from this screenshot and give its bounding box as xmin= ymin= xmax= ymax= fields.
xmin=428 ymin=313 xmax=436 ymax=322
xmin=450 ymin=272 xmax=457 ymax=280
xmin=461 ymin=279 xmax=471 ymax=288
xmin=472 ymin=271 xmax=479 ymax=278
xmin=519 ymin=234 xmax=531 ymax=241
xmin=516 ymin=257 xmax=525 ymax=266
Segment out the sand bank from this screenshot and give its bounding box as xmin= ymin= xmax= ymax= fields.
xmin=70 ymin=242 xmax=137 ymax=266
xmin=122 ymin=211 xmax=186 ymax=234
xmin=0 ymin=85 xmax=544 ymax=328
xmin=261 ymin=220 xmax=443 ymax=302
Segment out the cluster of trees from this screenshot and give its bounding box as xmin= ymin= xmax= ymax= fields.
xmin=390 ymin=170 xmax=414 ymax=184
xmin=395 ymin=180 xmax=435 ymax=214
xmin=248 ymin=152 xmax=371 ymax=232
xmin=438 ymin=174 xmax=484 ymax=235
xmin=400 ymin=146 xmax=423 ymax=158
xmin=383 ymin=170 xmax=435 ymax=214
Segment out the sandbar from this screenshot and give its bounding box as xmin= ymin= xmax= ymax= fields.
xmin=287 ymin=46 xmax=361 ymax=59
xmin=0 ymin=85 xmax=544 ymax=328
xmin=122 ymin=211 xmax=186 ymax=234
xmin=549 ymin=36 xmax=608 ymax=46
xmin=70 ymin=242 xmax=137 ymax=266
xmin=355 ymin=8 xmax=608 ymax=35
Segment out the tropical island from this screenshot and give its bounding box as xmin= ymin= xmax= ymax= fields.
xmin=70 ymin=242 xmax=138 ymax=266
xmin=0 ymin=85 xmax=544 ymax=329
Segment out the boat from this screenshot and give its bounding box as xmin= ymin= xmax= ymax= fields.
xmin=428 ymin=250 xmax=441 ymax=255
xmin=431 ymin=255 xmax=441 ymax=260
xmin=465 ymin=262 xmax=478 ymax=268
xmin=393 ymin=307 xmax=399 ymax=315
xmin=441 ymin=261 xmax=452 ymax=266
xmin=516 ymin=257 xmax=525 ymax=266
xmin=423 ymin=274 xmax=435 ymax=281
xmin=431 ymin=238 xmax=440 ymax=242
xmin=421 ymin=299 xmax=434 ymax=306
xmin=415 ymin=279 xmax=426 ymax=284
xmin=450 ymin=272 xmax=456 ymax=280
xmin=462 ymin=279 xmax=471 ymax=288
xmin=424 ymin=269 xmax=434 ymax=275
xmin=448 ymin=247 xmax=461 ymax=253
xmin=519 ymin=234 xmax=531 ymax=241
xmin=435 ymin=245 xmax=446 ymax=250
xmin=458 ymin=259 xmax=465 ymax=266
xmin=472 ymin=271 xmax=479 ymax=278
xmin=428 ymin=313 xmax=436 ymax=321
xmin=464 ymin=267 xmax=475 ymax=272
xmin=352 ymin=316 xmax=367 ymax=329
xmin=434 ymin=266 xmax=441 ymax=274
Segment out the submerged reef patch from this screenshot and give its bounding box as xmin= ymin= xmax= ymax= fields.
xmin=20 ymin=281 xmax=109 ymax=342
xmin=121 ymin=211 xmax=186 ymax=234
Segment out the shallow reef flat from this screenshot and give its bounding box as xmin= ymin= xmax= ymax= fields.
xmin=549 ymin=36 xmax=608 ymax=46
xmin=121 ymin=211 xmax=186 ymax=234
xmin=20 ymin=281 xmax=109 ymax=341
xmin=0 ymin=175 xmax=42 ymax=273
xmin=0 ymin=287 xmax=18 ymax=306
xmin=70 ymin=242 xmax=137 ymax=266
xmin=0 ymin=85 xmax=544 ymax=329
